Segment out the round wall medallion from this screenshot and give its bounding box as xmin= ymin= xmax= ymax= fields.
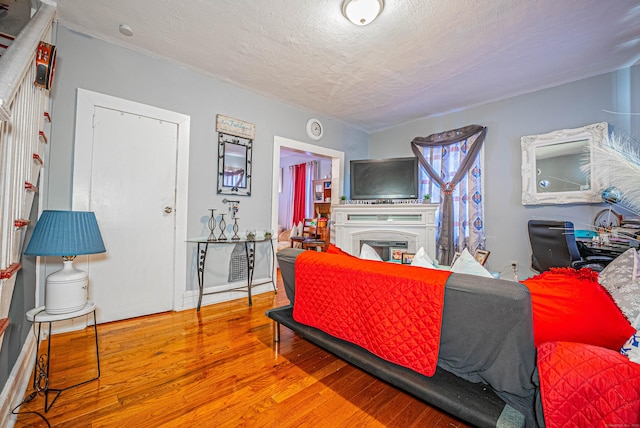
xmin=306 ymin=118 xmax=323 ymax=140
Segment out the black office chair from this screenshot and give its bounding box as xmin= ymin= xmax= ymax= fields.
xmin=527 ymin=220 xmax=614 ymax=273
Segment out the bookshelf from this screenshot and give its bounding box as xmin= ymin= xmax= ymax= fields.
xmin=313 ymin=179 xmax=331 ymax=219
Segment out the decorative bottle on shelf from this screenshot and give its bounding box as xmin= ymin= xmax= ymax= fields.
xmin=232 ymin=217 xmax=240 ymax=240
xmin=246 ymin=229 xmax=256 ymax=240
xmin=207 ymin=209 xmax=217 ymax=241
xmin=218 ymin=213 xmax=227 ymax=241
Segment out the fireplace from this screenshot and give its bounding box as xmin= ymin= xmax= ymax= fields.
xmin=360 ymin=240 xmax=408 ymax=261
xmin=332 ymin=204 xmax=439 ymax=261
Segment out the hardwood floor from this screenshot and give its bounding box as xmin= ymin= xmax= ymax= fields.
xmin=14 ymin=274 xmax=470 ymax=428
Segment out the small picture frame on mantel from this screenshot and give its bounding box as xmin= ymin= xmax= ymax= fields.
xmin=390 ymin=247 xmax=407 ymax=262
xmin=401 ymin=253 xmax=415 ymax=264
xmin=474 ymin=249 xmax=490 ymax=266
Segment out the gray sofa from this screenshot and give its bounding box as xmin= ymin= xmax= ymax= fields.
xmin=267 ymin=248 xmax=539 ymax=427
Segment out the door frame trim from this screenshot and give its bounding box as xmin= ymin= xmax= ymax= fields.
xmin=271 ymin=136 xmax=344 ymax=236
xmin=72 ymin=88 xmax=190 ymax=313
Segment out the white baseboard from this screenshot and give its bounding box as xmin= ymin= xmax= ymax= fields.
xmin=182 ymin=277 xmax=276 ymax=309
xmin=1 ymin=333 xmax=37 ymax=428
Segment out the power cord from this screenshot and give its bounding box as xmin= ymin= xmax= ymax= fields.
xmin=11 ymin=377 xmax=51 ymax=427
xmin=34 ymin=355 xmax=49 ymax=392
xmin=12 ymin=310 xmax=51 ymax=427
xmin=498 ymin=262 xmax=519 ymax=281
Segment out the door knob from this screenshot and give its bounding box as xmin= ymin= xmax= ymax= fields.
xmin=164 ymin=207 xmax=173 ymax=214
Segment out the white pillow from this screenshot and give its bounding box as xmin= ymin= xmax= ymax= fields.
xmin=599 ymin=248 xmax=639 ymax=293
xmin=451 ymin=248 xmax=493 ymax=278
xmin=359 ymin=244 xmax=382 ymax=261
xmin=411 ymin=247 xmax=435 ymax=268
xmin=599 ymin=248 xmax=640 ymax=328
xmin=291 ymin=221 xmax=303 ymax=237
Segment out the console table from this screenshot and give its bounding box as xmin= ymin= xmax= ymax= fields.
xmin=25 ymin=302 xmax=100 ymax=412
xmin=186 ymin=237 xmax=276 ymax=310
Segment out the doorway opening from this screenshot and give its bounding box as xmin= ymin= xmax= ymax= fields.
xmin=270 ymin=136 xmax=344 ymax=247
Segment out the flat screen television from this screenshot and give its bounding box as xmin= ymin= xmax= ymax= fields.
xmin=350 ymin=157 xmax=419 ymax=200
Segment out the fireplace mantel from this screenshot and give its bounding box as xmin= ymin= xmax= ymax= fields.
xmin=332 ymin=204 xmax=439 ymax=261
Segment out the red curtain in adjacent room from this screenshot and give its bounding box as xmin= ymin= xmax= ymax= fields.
xmin=292 ymin=163 xmax=307 ymax=225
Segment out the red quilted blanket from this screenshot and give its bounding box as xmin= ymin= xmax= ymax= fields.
xmin=292 ymin=251 xmax=450 ymax=377
xmin=522 ymin=268 xmax=634 ymax=350
xmin=538 ymin=341 xmax=640 ymax=427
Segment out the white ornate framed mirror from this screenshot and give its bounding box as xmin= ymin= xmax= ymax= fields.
xmin=521 ymin=122 xmax=608 ymax=205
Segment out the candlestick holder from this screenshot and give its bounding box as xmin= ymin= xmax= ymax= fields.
xmin=218 ymin=213 xmax=227 ymax=241
xmin=232 ymin=217 xmax=240 ymax=240
xmin=207 ymin=209 xmax=217 ymax=241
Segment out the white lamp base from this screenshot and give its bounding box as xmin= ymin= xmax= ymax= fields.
xmin=45 ymin=260 xmax=89 ymax=315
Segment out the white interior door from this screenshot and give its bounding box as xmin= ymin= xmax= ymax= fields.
xmin=72 ymin=89 xmax=190 ymax=324
xmin=85 ymin=106 xmax=177 ymax=323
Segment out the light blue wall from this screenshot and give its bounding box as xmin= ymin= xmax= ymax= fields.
xmin=45 ymin=25 xmax=368 ymax=293
xmin=368 ymin=65 xmax=640 ymax=277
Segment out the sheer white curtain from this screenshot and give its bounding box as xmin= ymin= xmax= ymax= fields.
xmin=305 ymin=160 xmax=318 ymax=218
xmin=419 ymin=138 xmax=485 ymax=258
xmin=412 ymin=125 xmax=487 ymax=264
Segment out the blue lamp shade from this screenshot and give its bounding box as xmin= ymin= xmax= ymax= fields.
xmin=25 ymin=210 xmax=106 ymax=257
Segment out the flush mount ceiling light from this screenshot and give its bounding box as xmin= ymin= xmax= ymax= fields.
xmin=342 ymin=0 xmax=384 ymax=26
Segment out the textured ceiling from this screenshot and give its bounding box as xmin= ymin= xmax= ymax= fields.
xmin=51 ymin=0 xmax=640 ymax=132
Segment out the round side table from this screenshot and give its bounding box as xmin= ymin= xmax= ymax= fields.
xmin=26 ymin=301 xmax=100 ymax=412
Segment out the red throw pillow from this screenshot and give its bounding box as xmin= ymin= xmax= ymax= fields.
xmin=538 ymin=341 xmax=640 ymax=427
xmin=522 ymin=268 xmax=635 ymax=350
xmin=326 ymin=244 xmax=354 ymax=257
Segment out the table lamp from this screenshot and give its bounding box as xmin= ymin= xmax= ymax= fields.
xmin=24 ymin=210 xmax=106 ymax=315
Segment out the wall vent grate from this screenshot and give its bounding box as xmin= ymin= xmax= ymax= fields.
xmin=229 ymin=245 xmax=247 ymax=282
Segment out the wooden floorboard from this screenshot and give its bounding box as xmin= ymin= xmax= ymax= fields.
xmin=13 ymin=273 xmax=471 ymax=427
